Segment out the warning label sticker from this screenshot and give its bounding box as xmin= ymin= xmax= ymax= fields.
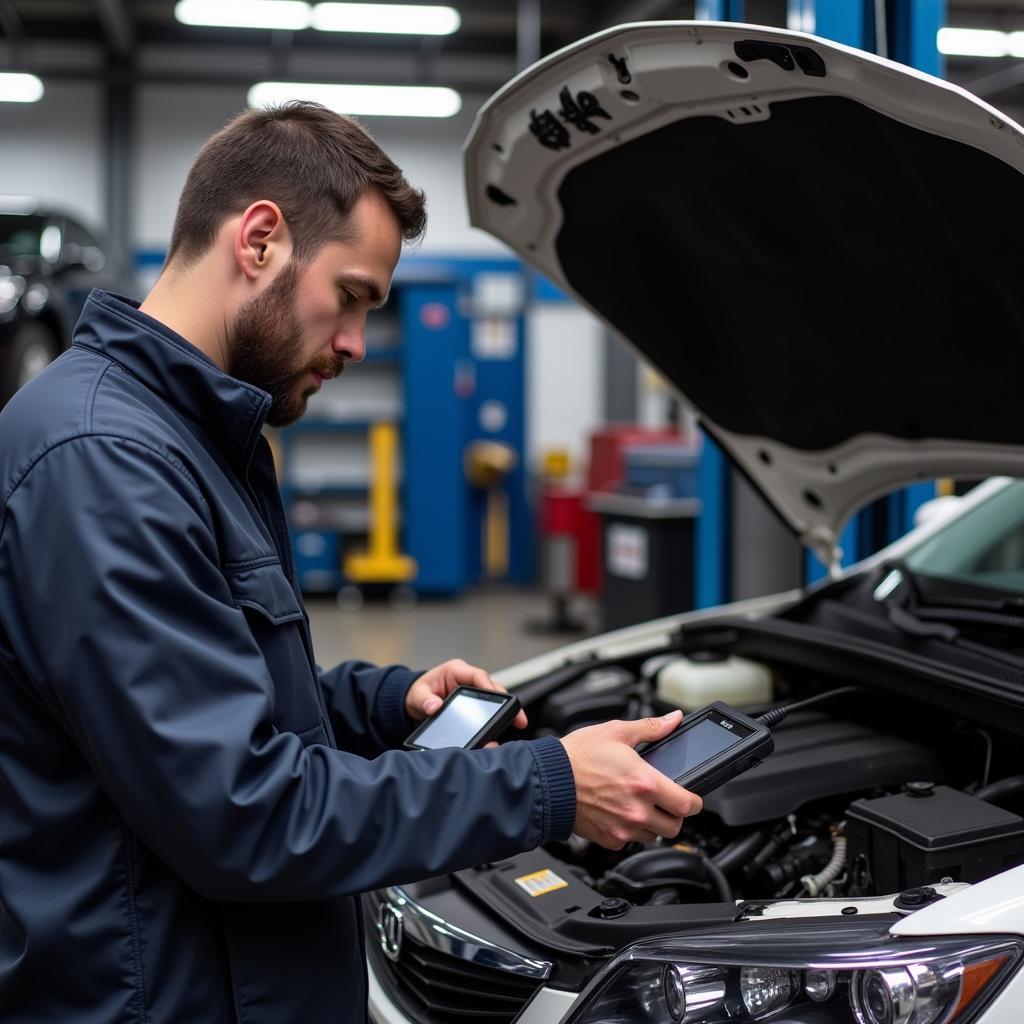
xmin=514 ymin=868 xmax=569 ymax=898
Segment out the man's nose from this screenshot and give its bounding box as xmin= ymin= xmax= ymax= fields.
xmin=333 ymin=325 xmax=365 ymax=363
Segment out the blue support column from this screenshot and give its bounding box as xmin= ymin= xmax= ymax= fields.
xmin=792 ymin=0 xmax=869 ymax=584
xmin=891 ymin=0 xmax=946 ymax=77
xmin=809 ymin=2 xmax=867 ymax=47
xmin=692 ymin=0 xmax=744 ymax=608
xmin=696 ymin=431 xmax=730 ymax=608
xmin=791 ymin=0 xmax=943 ymax=578
xmin=884 ymin=0 xmax=944 ymax=539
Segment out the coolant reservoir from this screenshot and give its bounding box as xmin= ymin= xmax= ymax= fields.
xmin=656 ymin=651 xmax=773 ymax=711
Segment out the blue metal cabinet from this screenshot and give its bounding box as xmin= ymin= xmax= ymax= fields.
xmin=400 ymin=260 xmax=532 ymax=596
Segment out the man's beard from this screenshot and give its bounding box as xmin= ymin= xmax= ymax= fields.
xmin=226 ymin=261 xmax=344 ymax=428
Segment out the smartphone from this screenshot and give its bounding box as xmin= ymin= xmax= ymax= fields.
xmin=639 ymin=701 xmax=774 ymax=796
xmin=404 ymin=686 xmax=522 ymax=751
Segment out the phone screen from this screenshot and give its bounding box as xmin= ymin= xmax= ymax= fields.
xmin=411 ymin=691 xmax=505 ymax=749
xmin=643 ymin=713 xmax=749 ymax=779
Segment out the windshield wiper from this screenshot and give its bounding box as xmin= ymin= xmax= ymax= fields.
xmin=875 ymin=560 xmax=1024 ymax=641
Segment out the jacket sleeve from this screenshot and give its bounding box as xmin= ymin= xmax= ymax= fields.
xmin=0 ymin=435 xmax=576 ymax=902
xmin=317 ymin=660 xmax=421 ymax=757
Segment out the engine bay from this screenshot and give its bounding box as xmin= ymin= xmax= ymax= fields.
xmin=367 ymin=617 xmax=1024 ymax=1022
xmin=450 ymin=634 xmax=1024 ymax=960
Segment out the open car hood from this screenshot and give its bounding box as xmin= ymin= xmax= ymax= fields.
xmin=464 ymin=22 xmax=1024 ymax=567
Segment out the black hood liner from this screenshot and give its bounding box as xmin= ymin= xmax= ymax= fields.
xmin=556 ymin=95 xmax=1024 ymax=452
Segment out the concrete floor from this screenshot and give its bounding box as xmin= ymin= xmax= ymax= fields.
xmin=306 ymin=585 xmax=598 ymax=674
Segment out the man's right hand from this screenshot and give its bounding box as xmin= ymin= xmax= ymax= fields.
xmin=560 ymin=711 xmax=703 ymax=850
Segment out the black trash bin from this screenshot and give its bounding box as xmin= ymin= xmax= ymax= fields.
xmin=587 ymin=492 xmax=700 ymax=631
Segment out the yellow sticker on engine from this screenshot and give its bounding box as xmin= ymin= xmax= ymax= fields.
xmin=514 ymin=868 xmax=569 ymax=898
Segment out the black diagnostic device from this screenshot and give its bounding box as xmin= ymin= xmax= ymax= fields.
xmin=639 ymin=701 xmax=774 ymax=796
xmin=405 ymin=686 xmax=522 ymax=751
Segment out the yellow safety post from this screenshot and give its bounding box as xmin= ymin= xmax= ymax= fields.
xmin=464 ymin=440 xmax=518 ymax=580
xmin=344 ymin=422 xmax=417 ymax=584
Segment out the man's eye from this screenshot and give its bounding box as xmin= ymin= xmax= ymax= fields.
xmin=340 ymin=290 xmax=358 ymax=308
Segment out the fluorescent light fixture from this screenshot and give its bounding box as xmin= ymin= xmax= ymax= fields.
xmin=248 ymin=81 xmax=461 ymax=117
xmin=311 ymin=3 xmax=460 ymax=35
xmin=1008 ymin=32 xmax=1024 ymax=58
xmin=937 ymin=27 xmax=1010 ymax=57
xmin=0 ymin=72 xmax=44 ymax=103
xmin=175 ymin=0 xmax=312 ymax=30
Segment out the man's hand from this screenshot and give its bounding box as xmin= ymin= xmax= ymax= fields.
xmin=405 ymin=658 xmax=529 ymax=732
xmin=560 ymin=711 xmax=703 ymax=849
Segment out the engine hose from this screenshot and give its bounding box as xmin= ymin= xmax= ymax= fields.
xmin=975 ymin=775 xmax=1024 ymax=809
xmin=603 ymin=875 xmax=710 ymax=902
xmin=647 ymin=886 xmax=684 ymax=907
xmin=702 ymin=856 xmax=735 ymax=903
xmin=615 ymin=849 xmax=707 ymax=883
xmin=740 ymin=826 xmax=793 ymax=884
xmin=800 ymin=835 xmax=847 ymax=897
xmin=613 ymin=848 xmax=734 ymax=903
xmin=713 ymin=829 xmax=772 ymax=878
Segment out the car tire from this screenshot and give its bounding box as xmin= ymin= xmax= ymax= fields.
xmin=0 ymin=322 xmax=61 ymax=406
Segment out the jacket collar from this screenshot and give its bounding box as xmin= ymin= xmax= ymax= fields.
xmin=73 ymin=289 xmax=272 ymax=467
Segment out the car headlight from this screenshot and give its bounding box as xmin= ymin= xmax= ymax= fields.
xmin=564 ymin=918 xmax=1022 ymax=1024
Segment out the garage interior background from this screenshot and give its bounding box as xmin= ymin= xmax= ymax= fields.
xmin=0 ymin=0 xmax=1015 ymax=668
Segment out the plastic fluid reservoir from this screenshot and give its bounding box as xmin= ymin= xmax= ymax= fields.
xmin=656 ymin=651 xmax=773 ymax=711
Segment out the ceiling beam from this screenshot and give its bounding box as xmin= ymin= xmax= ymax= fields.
xmin=94 ymin=0 xmax=133 ymax=59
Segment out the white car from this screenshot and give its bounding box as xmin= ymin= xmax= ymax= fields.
xmin=368 ymin=21 xmax=1024 ymax=1024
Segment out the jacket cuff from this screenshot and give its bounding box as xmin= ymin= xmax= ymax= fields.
xmin=526 ymin=736 xmax=577 ymax=843
xmin=374 ymin=666 xmax=421 ymax=742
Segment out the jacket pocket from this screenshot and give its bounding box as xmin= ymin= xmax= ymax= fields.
xmin=223 ymin=560 xmax=304 ymax=625
xmin=223 ymin=561 xmax=324 ymax=737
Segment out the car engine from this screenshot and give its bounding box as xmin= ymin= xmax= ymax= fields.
xmin=464 ymin=654 xmax=1024 ymax=931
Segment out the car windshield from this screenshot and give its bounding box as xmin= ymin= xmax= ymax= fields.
xmin=904 ymin=480 xmax=1024 ymax=596
xmin=0 ymin=214 xmax=49 ymax=260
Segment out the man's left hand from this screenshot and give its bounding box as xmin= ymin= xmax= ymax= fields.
xmin=405 ymin=659 xmax=529 ymax=733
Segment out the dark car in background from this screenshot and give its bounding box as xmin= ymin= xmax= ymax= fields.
xmin=0 ymin=201 xmax=134 ymax=406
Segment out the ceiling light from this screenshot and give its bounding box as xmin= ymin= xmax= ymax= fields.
xmin=311 ymin=3 xmax=460 ymax=35
xmin=175 ymin=0 xmax=312 ymax=31
xmin=1007 ymin=32 xmax=1024 ymax=58
xmin=0 ymin=72 xmax=44 ymax=103
xmin=937 ymin=27 xmax=1010 ymax=57
xmin=248 ymin=81 xmax=462 ymax=117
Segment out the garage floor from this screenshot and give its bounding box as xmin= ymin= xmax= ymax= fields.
xmin=307 ymin=585 xmax=598 ymax=675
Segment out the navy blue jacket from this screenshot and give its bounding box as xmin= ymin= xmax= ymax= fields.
xmin=0 ymin=290 xmax=576 ymax=1023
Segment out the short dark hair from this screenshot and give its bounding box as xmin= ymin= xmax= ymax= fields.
xmin=166 ymin=101 xmax=426 ymax=266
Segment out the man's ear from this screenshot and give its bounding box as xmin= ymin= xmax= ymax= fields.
xmin=234 ymin=200 xmax=292 ymax=282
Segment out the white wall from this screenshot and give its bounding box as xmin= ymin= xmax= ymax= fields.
xmin=527 ymin=302 xmax=605 ymax=479
xmin=0 ymin=81 xmax=104 ymax=227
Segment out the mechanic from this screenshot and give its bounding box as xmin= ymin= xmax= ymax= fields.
xmin=0 ymin=102 xmax=702 ymax=1023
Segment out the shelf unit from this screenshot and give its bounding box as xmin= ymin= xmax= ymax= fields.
xmin=275 ymin=300 xmax=406 ymax=593
xmin=275 ymin=257 xmax=533 ymax=597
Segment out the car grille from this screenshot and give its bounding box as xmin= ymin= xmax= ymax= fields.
xmin=365 ymin=891 xmax=546 ymax=1024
